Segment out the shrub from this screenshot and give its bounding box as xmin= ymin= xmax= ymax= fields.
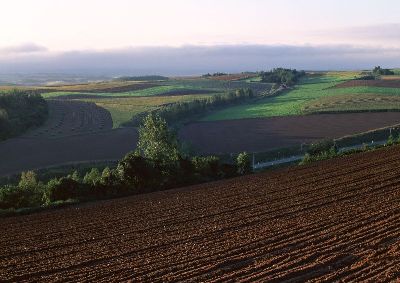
xmin=386 ymin=134 xmax=395 ymax=146
xmin=116 ymin=152 xmax=156 ymax=190
xmin=307 ymin=139 xmax=335 ymax=156
xmin=44 ymin=177 xmax=81 ymax=203
xmin=236 ymin=152 xmax=252 ymax=175
xmin=191 ymin=156 xmax=221 ymax=179
xmin=0 ymin=185 xmax=43 ymax=209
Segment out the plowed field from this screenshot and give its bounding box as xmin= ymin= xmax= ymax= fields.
xmin=334 ymin=79 xmax=400 ymax=88
xmin=1 ymin=146 xmax=400 ymax=281
xmin=181 ymin=112 xmax=400 ymax=154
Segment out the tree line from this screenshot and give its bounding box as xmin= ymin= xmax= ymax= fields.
xmin=0 ymin=89 xmax=48 ymax=141
xmin=0 ymin=114 xmax=252 ymax=212
xmin=260 ymin=68 xmax=306 ymax=86
xmin=127 ymin=88 xmax=254 ymax=127
xmin=372 ymin=66 xmax=395 ymax=76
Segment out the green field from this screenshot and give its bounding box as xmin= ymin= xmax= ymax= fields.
xmin=82 ymin=94 xmax=213 ymax=128
xmin=202 ymin=72 xmax=400 ymax=121
xmin=36 ymin=77 xmax=271 ymax=127
xmin=42 ymin=85 xmax=203 ymax=99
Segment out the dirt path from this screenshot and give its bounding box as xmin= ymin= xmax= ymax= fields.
xmin=1 ymin=146 xmax=400 ymax=281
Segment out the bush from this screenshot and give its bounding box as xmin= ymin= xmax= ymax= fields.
xmin=236 ymin=152 xmax=252 ymax=175
xmin=44 ymin=177 xmax=81 ymax=203
xmin=116 ymin=153 xmax=156 ymax=190
xmin=0 ymin=185 xmax=43 ymax=209
xmin=307 ymin=140 xmax=335 ymax=156
xmin=260 ymin=68 xmax=306 ymax=85
xmin=191 ymin=156 xmax=221 ymax=179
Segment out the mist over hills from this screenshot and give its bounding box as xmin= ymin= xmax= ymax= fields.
xmin=1 ymin=44 xmax=400 ymax=84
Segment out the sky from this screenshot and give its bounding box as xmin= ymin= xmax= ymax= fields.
xmin=1 ymin=0 xmax=400 ymax=76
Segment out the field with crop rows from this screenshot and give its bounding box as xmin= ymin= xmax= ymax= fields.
xmin=80 ymin=94 xmax=213 ymax=128
xmin=203 ymin=72 xmax=400 ymax=121
xmin=2 ymin=145 xmax=400 ymax=281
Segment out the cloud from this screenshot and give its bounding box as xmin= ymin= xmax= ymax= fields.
xmin=0 ymin=43 xmax=48 ymax=56
xmin=0 ymin=44 xmax=400 ymax=77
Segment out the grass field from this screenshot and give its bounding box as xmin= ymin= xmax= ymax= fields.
xmin=42 ymin=85 xmax=205 ymax=99
xmin=203 ymin=72 xmax=400 ymax=121
xmin=82 ymin=94 xmax=213 ymax=128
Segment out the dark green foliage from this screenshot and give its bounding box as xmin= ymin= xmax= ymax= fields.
xmin=300 ymin=146 xmax=338 ymax=165
xmin=260 ymin=68 xmax=306 ymax=85
xmin=0 ymin=115 xmax=246 ymax=212
xmin=44 ymin=177 xmax=81 ymax=202
xmin=373 ymin=66 xmax=395 ymax=76
xmin=116 ymin=153 xmax=156 ymax=190
xmin=0 ymin=89 xmax=48 ymax=140
xmin=236 ymin=152 xmax=252 ymax=175
xmin=358 ymin=75 xmax=377 ymax=80
xmin=202 ymin=72 xmax=228 ymax=77
xmin=191 ymin=156 xmax=221 ymax=180
xmin=307 ymin=139 xmax=336 ymax=156
xmin=129 ymin=88 xmax=254 ymax=126
xmin=0 ymin=185 xmax=43 ymax=209
xmin=386 ymin=134 xmax=395 ymax=146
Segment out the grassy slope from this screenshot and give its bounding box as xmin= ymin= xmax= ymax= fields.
xmin=82 ymin=95 xmax=213 ymax=128
xmin=203 ymin=72 xmax=400 ymax=121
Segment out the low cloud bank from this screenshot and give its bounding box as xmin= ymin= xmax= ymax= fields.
xmin=0 ymin=44 xmax=399 ymax=76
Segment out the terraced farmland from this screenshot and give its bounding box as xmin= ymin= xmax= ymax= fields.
xmin=2 ymin=145 xmax=400 ymax=281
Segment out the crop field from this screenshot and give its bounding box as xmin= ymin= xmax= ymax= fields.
xmin=82 ymin=94 xmax=214 ymax=128
xmin=3 ymin=110 xmax=400 ymax=176
xmin=180 ymin=112 xmax=400 ymax=154
xmin=41 ymin=86 xmax=212 ymax=99
xmin=208 ymin=73 xmax=256 ymax=81
xmin=23 ymin=100 xmax=113 ymax=138
xmin=303 ymin=94 xmax=400 ymax=113
xmin=165 ymin=79 xmax=271 ymax=95
xmin=2 ymin=145 xmax=400 ymax=281
xmin=335 ymin=79 xmax=400 ymax=88
xmin=203 ymin=72 xmax=400 ymax=121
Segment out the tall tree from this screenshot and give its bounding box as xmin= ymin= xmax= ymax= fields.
xmin=137 ymin=114 xmax=180 ymax=165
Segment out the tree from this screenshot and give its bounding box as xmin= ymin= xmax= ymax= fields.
xmin=137 ymin=114 xmax=180 ymax=165
xmin=116 ymin=153 xmax=156 ymax=190
xmin=18 ymin=171 xmax=38 ymax=190
xmin=83 ymin=168 xmax=101 ymax=186
xmin=236 ymin=152 xmax=252 ymax=175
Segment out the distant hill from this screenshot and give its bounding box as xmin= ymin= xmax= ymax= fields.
xmin=115 ymin=75 xmax=169 ymax=82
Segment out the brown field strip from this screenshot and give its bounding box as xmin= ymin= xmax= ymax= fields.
xmin=334 ymin=79 xmax=400 ymax=88
xmin=180 ymin=112 xmax=400 ymax=154
xmin=1 ymin=146 xmax=400 ymax=281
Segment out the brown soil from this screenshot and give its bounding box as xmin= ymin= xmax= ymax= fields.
xmin=334 ymin=79 xmax=400 ymax=88
xmin=3 ymin=111 xmax=400 ymax=176
xmin=1 ymin=145 xmax=400 ymax=282
xmin=180 ymin=112 xmax=400 ymax=154
xmin=209 ymin=74 xmax=253 ymax=81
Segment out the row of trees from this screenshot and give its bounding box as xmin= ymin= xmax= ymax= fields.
xmin=0 ymin=114 xmax=252 ymax=211
xmin=372 ymin=66 xmax=395 ymax=76
xmin=128 ymin=88 xmax=254 ymax=126
xmin=260 ymin=68 xmax=306 ymax=85
xmin=0 ymin=89 xmax=48 ymax=140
